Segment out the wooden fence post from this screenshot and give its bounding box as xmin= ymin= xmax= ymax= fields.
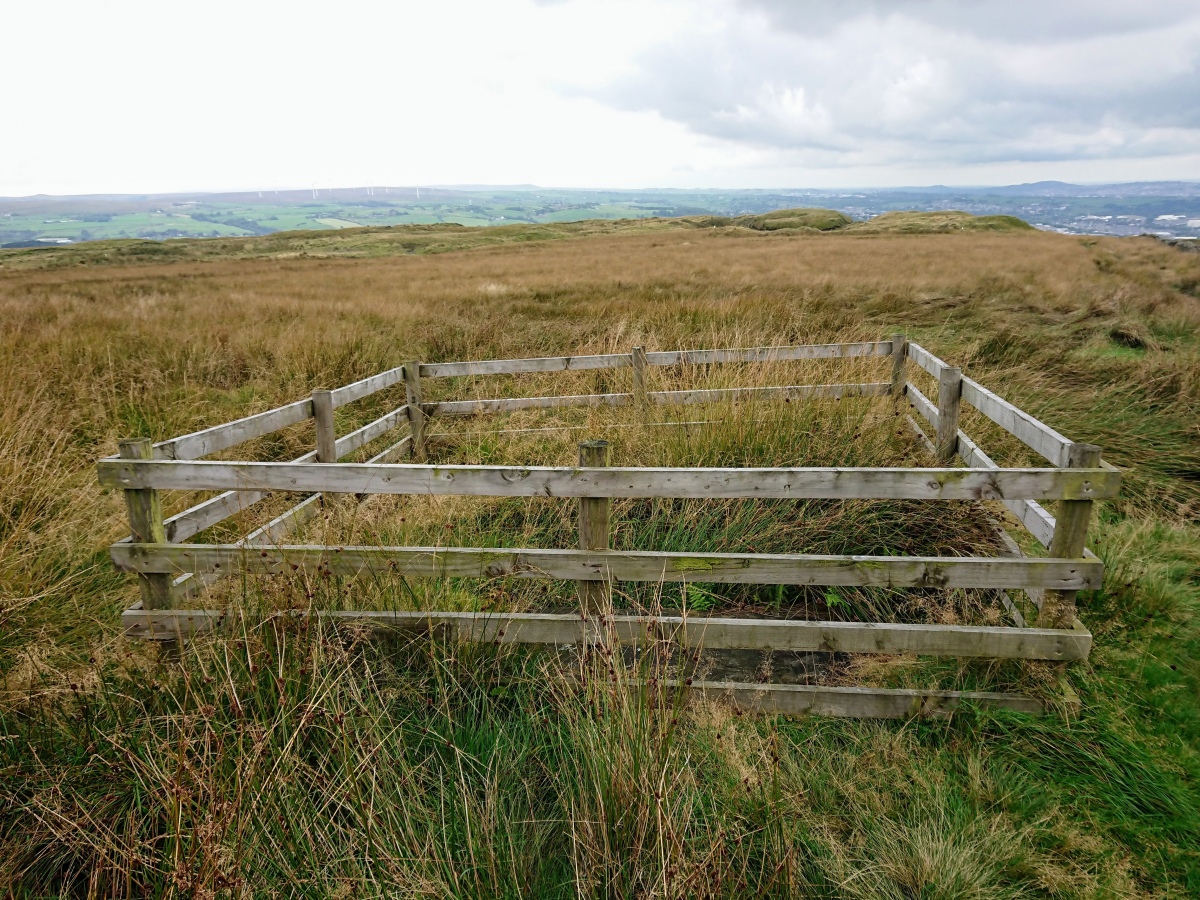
xmin=312 ymin=388 xmax=340 ymax=502
xmin=577 ymin=439 xmax=611 ymax=616
xmin=1038 ymin=442 xmax=1102 ymax=629
xmin=936 ymin=365 xmax=962 ymax=462
xmin=403 ymin=361 xmax=427 ymax=462
xmin=631 ymin=346 xmax=648 ymax=406
xmin=118 ymin=438 xmax=173 ymax=612
xmin=890 ymin=333 xmax=907 ymax=399
xmin=312 ymin=389 xmax=336 ymax=463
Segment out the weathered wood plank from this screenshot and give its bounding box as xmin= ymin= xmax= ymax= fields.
xmin=122 ymin=603 xmax=224 ymax=641
xmin=645 ymin=342 xmax=893 ymax=366
xmin=151 ymin=398 xmax=313 ymax=461
xmin=907 ymin=382 xmax=938 ymax=426
xmin=689 ymin=681 xmax=1044 ymax=718
xmin=98 ymin=459 xmax=1121 ymax=501
xmin=890 ymin=334 xmax=907 ymax=397
xmin=416 ymin=342 xmax=893 ymax=379
xmin=631 ymin=346 xmax=648 ymax=402
xmin=330 ymin=366 xmax=405 ymax=408
xmin=906 ymin=342 xmax=948 ymax=379
xmin=957 ymin=431 xmax=1056 ymax=547
xmin=366 ymin=434 xmax=413 ymax=464
xmin=1040 ymin=443 xmax=1103 ymax=628
xmin=118 ymin=439 xmax=172 ymax=610
xmin=403 ymin=362 xmax=427 ymax=462
xmin=161 ymin=449 xmax=319 ymax=544
xmin=335 ymin=405 xmax=410 ymax=457
xmin=312 ymin=390 xmax=337 ymax=464
xmin=430 ymin=392 xmax=632 ymax=417
xmin=905 ymin=415 xmax=936 ymax=455
xmin=420 ymin=353 xmax=631 ymax=378
xmin=960 ymin=376 xmax=1073 ymax=467
xmin=165 ymin=488 xmax=272 ymax=543
xmin=171 ymin=493 xmax=323 ymax=598
xmin=111 ymin=543 xmax=1103 ymax=590
xmin=577 ymin=440 xmax=612 ymax=614
xmin=649 ymin=383 xmax=889 ymax=405
xmin=936 ymin=366 xmax=963 ymax=462
xmin=430 ymin=383 xmax=889 ymax=417
xmin=115 ymin=607 xmax=1089 ymax=660
xmin=159 ymin=402 xmax=410 ymax=545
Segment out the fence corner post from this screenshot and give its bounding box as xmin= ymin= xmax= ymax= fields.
xmin=1038 ymin=442 xmax=1102 ymax=629
xmin=935 ymin=365 xmax=962 ymax=462
xmin=889 ymin=333 xmax=907 ymax=400
xmin=577 ymin=439 xmax=611 ymax=618
xmin=403 ymin=361 xmax=427 ymax=462
xmin=118 ymin=438 xmax=174 ymax=627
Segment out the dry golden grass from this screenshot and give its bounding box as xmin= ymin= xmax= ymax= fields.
xmin=2 ymin=224 xmax=1199 ymax=897
xmin=2 ymin=226 xmax=1198 ymax=664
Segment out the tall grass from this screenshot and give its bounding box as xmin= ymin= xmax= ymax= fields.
xmin=2 ymin=225 xmax=1199 ymax=896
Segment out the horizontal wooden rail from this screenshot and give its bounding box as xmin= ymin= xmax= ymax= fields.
xmin=431 ymin=392 xmax=630 ymax=416
xmin=150 ymin=398 xmax=313 ymax=461
xmin=908 ymin=343 xmax=1073 ymax=467
xmin=421 ymin=354 xmax=629 ymax=378
xmin=158 ymin=404 xmax=410 ymax=543
xmin=170 ymin=436 xmax=413 ymax=596
xmin=334 ymin=404 xmax=410 ymax=454
xmin=367 ymin=434 xmax=413 ymax=464
xmin=117 ymin=342 xmax=897 ymax=462
xmin=133 ymin=369 xmax=406 ymax=463
xmin=959 ymin=376 xmax=1073 ymax=468
xmin=907 ymin=382 xmax=938 ymax=426
xmin=907 ymin=342 xmax=948 ymax=379
xmin=956 ymin=430 xmax=1057 ymax=547
xmin=172 ymin=493 xmax=323 ymax=598
xmin=98 ymin=460 xmax=1120 ymax=501
xmin=428 ymin=382 xmax=886 ymax=417
xmin=111 ymin=543 xmax=1103 ymax=591
xmin=119 ymin=608 xmax=1089 ymax=660
xmin=330 ymin=366 xmax=406 ymax=408
xmin=417 ymin=342 xmax=894 ymax=379
xmin=643 ymin=342 xmax=893 ymax=366
xmin=650 ymin=383 xmax=887 ymax=405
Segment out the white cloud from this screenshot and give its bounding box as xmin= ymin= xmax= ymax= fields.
xmin=1 ymin=0 xmax=1199 ymax=194
xmin=595 ymin=0 xmax=1200 ymax=176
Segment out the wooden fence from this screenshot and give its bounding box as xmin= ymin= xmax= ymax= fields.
xmin=98 ymin=336 xmax=1117 ymax=719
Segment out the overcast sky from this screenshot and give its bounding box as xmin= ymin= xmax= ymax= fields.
xmin=4 ymin=0 xmax=1200 ymax=196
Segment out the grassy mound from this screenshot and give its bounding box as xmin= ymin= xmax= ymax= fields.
xmin=846 ymin=210 xmax=1034 ymax=234
xmin=732 ymin=207 xmax=853 ymax=232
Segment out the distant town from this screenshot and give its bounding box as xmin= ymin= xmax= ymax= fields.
xmin=2 ymin=181 xmax=1198 ymax=247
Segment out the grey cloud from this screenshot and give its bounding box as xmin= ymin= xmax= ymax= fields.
xmin=741 ymin=0 xmax=1200 ymax=44
xmin=590 ymin=0 xmax=1200 ymax=168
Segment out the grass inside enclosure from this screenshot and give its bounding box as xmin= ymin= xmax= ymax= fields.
xmin=226 ymin=393 xmax=1006 ymax=629
xmin=2 ymin=225 xmax=1199 ymax=896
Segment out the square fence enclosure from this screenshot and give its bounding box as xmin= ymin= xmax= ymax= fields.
xmin=98 ymin=337 xmax=1118 ymax=719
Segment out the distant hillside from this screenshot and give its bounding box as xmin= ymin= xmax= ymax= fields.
xmin=0 ymin=208 xmax=1043 ymax=270
xmin=3 ymin=181 xmax=1198 ymax=246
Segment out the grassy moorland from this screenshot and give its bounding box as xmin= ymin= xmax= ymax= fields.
xmin=1 ymin=215 xmax=1199 ymax=897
